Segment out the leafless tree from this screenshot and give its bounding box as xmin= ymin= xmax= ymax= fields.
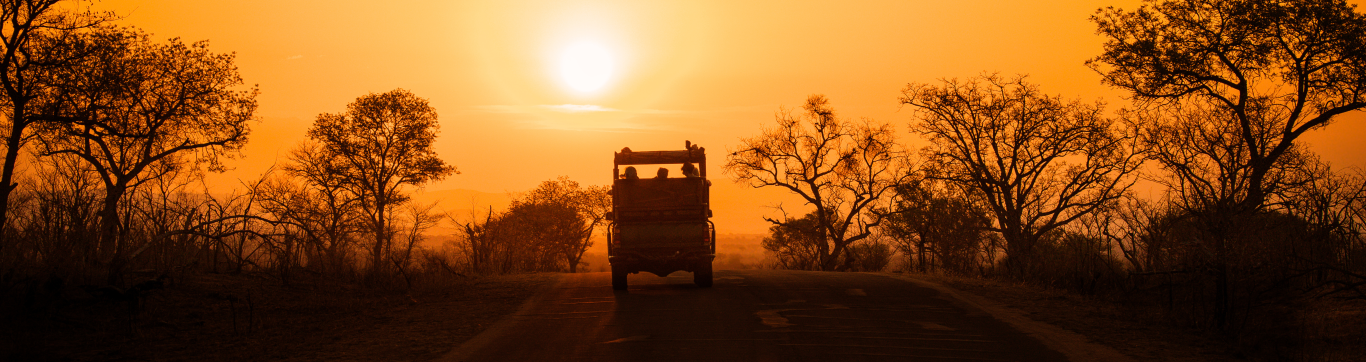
xmin=305 ymin=89 xmax=456 ymax=279
xmin=900 ymin=74 xmax=1143 ymax=276
xmin=727 ymin=95 xmax=910 ymax=271
xmin=452 ymin=206 xmax=499 ymax=274
xmin=275 ymin=142 xmax=362 ymax=275
xmin=391 ymin=201 xmax=439 ymax=288
xmin=254 ymin=172 xmax=361 ymax=281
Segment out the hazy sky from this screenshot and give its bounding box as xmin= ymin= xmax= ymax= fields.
xmin=96 ymin=0 xmax=1366 ymax=233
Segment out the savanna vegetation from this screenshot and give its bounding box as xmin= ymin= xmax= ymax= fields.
xmin=731 ymin=0 xmax=1366 ymax=360
xmin=0 ymin=0 xmax=1363 ymax=361
xmin=0 ymin=1 xmax=606 ymax=359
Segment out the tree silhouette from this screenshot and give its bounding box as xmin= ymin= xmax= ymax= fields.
xmin=499 ymin=199 xmax=583 ymax=273
xmin=256 ymin=147 xmax=363 ymax=282
xmin=524 ymin=176 xmax=610 ymax=273
xmin=35 ymin=28 xmax=257 ymax=284
xmin=305 ymin=89 xmax=456 ymax=279
xmin=727 ymin=95 xmax=909 ymax=271
xmin=1090 ymin=0 xmax=1366 ymax=328
xmin=276 ymin=142 xmax=362 ymax=275
xmin=0 ymin=0 xmax=109 ymax=243
xmin=900 ymin=75 xmax=1142 ymax=276
xmin=761 ymin=212 xmax=824 ymax=270
xmin=885 ymin=173 xmax=993 ymax=274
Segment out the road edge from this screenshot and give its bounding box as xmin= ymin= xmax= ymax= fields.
xmin=434 ymin=274 xmax=566 ymax=362
xmin=878 ymin=273 xmax=1136 ymax=362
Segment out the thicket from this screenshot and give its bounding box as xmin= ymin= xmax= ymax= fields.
xmin=742 ymin=1 xmax=1366 ymax=359
xmin=452 ymin=177 xmax=610 ymax=275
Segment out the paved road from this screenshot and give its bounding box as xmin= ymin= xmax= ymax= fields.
xmin=443 ymin=270 xmax=1068 ymax=362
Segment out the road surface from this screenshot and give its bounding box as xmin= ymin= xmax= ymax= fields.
xmin=442 ymin=270 xmax=1071 ymax=362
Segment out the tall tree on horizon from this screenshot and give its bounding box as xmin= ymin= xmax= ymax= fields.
xmin=305 ymin=89 xmax=456 ymax=280
xmin=727 ymin=95 xmax=910 ymax=271
xmin=35 ymin=28 xmax=257 ymax=284
xmin=0 ymin=0 xmax=110 ymax=248
xmin=1090 ymin=0 xmax=1366 ymax=328
xmin=900 ymin=74 xmax=1143 ymax=277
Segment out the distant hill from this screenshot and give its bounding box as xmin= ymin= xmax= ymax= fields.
xmin=410 ymin=188 xmax=517 ymax=222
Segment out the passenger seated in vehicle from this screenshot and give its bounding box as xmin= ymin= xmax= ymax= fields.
xmin=681 ymin=162 xmax=699 ymax=178
xmin=655 ymin=167 xmax=669 ymax=179
xmin=623 ymin=166 xmax=639 ymax=180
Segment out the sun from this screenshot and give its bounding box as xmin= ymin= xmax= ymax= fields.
xmin=558 ymin=41 xmax=615 ymax=94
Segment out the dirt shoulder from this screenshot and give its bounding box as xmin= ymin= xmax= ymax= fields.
xmin=884 ymin=272 xmax=1242 ymax=362
xmin=1 ymin=272 xmax=560 ymax=362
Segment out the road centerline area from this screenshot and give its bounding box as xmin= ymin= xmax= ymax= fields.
xmin=440 ymin=270 xmax=1071 ymax=362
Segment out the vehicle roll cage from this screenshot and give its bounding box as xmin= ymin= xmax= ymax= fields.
xmin=612 ymin=147 xmax=707 ymax=179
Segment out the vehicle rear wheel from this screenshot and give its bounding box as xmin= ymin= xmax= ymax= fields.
xmin=693 ymin=261 xmax=713 ymax=288
xmin=611 ymin=264 xmax=628 ymax=290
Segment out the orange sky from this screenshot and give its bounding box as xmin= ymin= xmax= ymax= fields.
xmin=97 ymin=0 xmax=1366 ymax=234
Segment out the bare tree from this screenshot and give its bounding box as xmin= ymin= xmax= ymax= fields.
xmin=900 ymin=75 xmax=1142 ymax=276
xmin=305 ymin=89 xmax=456 ymax=279
xmin=727 ymin=95 xmax=909 ymax=271
xmin=255 ymin=172 xmax=360 ymax=279
xmin=35 ymin=28 xmax=257 ymax=284
xmin=391 ymin=201 xmax=439 ymax=288
xmin=1090 ymin=0 xmax=1366 ymax=327
xmin=279 ymin=142 xmax=361 ymax=274
xmin=452 ymin=206 xmax=499 ymax=274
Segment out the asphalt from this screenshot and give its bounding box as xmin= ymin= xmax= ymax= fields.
xmin=441 ymin=269 xmax=1070 ymax=362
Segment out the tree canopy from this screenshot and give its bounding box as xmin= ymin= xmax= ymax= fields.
xmin=727 ymin=95 xmax=909 ymax=271
xmin=901 ymin=74 xmax=1142 ymax=275
xmin=304 ymin=89 xmax=456 ymax=278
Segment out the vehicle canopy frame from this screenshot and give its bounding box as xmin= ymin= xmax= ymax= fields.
xmin=607 ymin=141 xmax=715 ymax=290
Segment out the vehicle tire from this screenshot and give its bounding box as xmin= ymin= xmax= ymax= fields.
xmin=693 ymin=261 xmax=713 ymax=288
xmin=611 ymin=264 xmax=628 ymax=290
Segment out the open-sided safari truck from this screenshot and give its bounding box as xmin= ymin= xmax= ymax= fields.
xmin=607 ymin=142 xmax=715 ymax=290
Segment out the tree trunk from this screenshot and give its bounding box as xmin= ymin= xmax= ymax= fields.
xmin=815 ymin=208 xmax=833 ymax=271
xmin=370 ymin=202 xmax=386 ymax=279
xmin=1214 ymin=259 xmax=1230 ymax=329
xmin=0 ymin=104 xmax=24 ymax=250
xmin=917 ymin=238 xmax=927 ymax=272
xmin=100 ymin=185 xmax=127 ymax=285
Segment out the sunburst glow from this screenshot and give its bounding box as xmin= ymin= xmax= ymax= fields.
xmin=558 ymin=41 xmax=615 ymax=93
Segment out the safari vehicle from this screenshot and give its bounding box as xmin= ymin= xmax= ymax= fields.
xmin=607 ymin=142 xmax=715 ymax=290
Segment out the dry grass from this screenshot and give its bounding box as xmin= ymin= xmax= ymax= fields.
xmin=1 ymin=272 xmax=558 ymax=361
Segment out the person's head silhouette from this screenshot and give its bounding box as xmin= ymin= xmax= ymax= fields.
xmin=623 ymin=166 xmax=638 ymax=179
xmin=681 ymin=162 xmax=699 ymax=177
xmin=655 ymin=167 xmax=669 ymax=179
